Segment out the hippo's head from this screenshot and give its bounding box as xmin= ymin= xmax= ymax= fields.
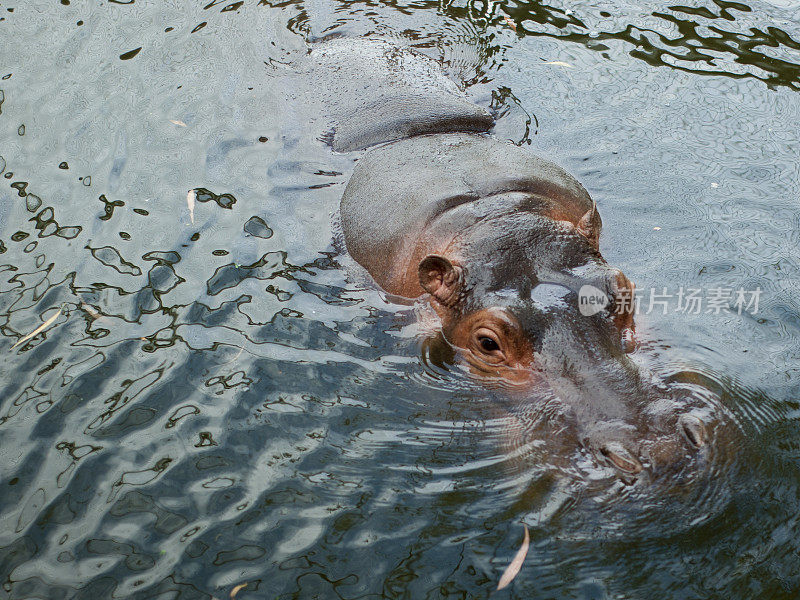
xmin=416 ymin=207 xmax=708 ymax=476
xmin=418 ymin=209 xmax=633 ymax=379
xmin=338 ymin=132 xmax=712 ymax=477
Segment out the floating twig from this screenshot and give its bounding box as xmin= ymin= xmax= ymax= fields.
xmin=497 ymin=524 xmax=530 ymax=590
xmin=11 ymin=306 xmax=63 ymax=349
xmin=187 ymin=189 xmax=196 ymax=224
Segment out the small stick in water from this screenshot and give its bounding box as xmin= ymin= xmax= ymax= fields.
xmin=187 ymin=189 xmax=196 ymax=224
xmin=11 ymin=306 xmax=63 ymax=349
xmin=497 ymin=524 xmax=530 ymax=590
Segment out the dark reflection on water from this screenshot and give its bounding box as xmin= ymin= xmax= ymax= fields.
xmin=1 ymin=0 xmax=799 ymax=598
xmin=502 ymin=0 xmax=800 ymax=90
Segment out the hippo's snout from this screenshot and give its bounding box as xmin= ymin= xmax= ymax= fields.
xmin=587 ymin=418 xmax=709 ymax=480
xmin=568 ymin=394 xmax=713 ymax=480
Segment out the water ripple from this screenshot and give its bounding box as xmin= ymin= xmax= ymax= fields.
xmin=1 ymin=0 xmax=799 ymax=598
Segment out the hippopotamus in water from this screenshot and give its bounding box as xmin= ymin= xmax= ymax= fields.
xmin=306 ymin=38 xmax=714 ymax=478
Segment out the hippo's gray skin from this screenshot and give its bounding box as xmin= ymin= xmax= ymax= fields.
xmin=306 ymin=38 xmax=494 ymax=152
xmin=309 ymin=38 xmax=713 ymax=479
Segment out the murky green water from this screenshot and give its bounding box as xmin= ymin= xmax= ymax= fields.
xmin=1 ymin=1 xmax=799 ymax=598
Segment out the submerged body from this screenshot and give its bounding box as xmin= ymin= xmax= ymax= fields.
xmin=313 ymin=38 xmax=715 ymax=479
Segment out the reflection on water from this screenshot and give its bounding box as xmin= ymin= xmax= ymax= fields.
xmin=1 ymin=0 xmax=799 ymax=598
xmin=502 ymin=0 xmax=800 ymax=90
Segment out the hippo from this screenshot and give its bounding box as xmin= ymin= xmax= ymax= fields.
xmin=305 ymin=38 xmax=714 ymax=478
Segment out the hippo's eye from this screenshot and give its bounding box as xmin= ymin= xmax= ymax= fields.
xmin=478 ymin=336 xmax=500 ymax=352
xmin=471 ymin=327 xmax=507 ymax=365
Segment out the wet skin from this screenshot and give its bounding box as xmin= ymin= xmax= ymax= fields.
xmin=323 ymin=39 xmax=713 ymax=479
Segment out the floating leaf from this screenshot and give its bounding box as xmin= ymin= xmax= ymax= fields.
xmin=497 ymin=524 xmax=529 ymax=591
xmin=170 ymin=119 xmax=187 ymax=127
xmin=230 ymin=583 xmax=247 ymax=598
xmin=187 ymin=189 xmax=196 ymax=224
xmin=12 ymin=306 xmax=63 ymax=349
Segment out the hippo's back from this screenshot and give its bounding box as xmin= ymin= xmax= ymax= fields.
xmin=308 ymin=38 xmax=494 ymax=152
xmin=340 ymin=133 xmax=594 ymax=294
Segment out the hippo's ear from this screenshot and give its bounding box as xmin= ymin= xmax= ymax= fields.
xmin=418 ymin=255 xmax=463 ymax=308
xmin=577 ymin=201 xmax=601 ymax=248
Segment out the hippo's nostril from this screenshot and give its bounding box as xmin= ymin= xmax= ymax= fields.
xmin=679 ymin=415 xmax=707 ymax=448
xmin=600 ymin=442 xmax=643 ymax=474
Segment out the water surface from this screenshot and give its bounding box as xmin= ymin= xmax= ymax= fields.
xmin=1 ymin=0 xmax=799 ymax=598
